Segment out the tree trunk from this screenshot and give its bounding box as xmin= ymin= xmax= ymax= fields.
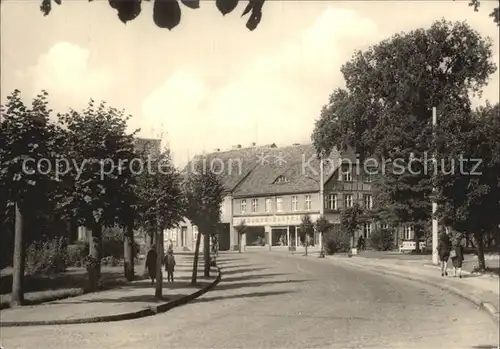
xmin=474 ymin=231 xmax=486 ymax=271
xmin=155 ymin=229 xmax=164 ymax=298
xmin=304 ymin=235 xmax=308 ymax=256
xmin=89 ymin=222 xmax=102 ymax=290
xmin=11 ymin=202 xmax=25 ymax=306
xmin=203 ymin=233 xmax=210 ymax=277
xmin=414 ymin=227 xmax=421 ymax=254
xmin=123 ymin=224 xmax=134 ymax=281
xmin=143 ymin=231 xmax=153 ymax=277
xmin=191 ymin=231 xmax=202 ymax=285
xmin=319 ymin=231 xmax=326 ymax=257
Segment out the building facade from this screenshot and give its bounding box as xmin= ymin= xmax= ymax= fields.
xmin=323 ymin=154 xmax=377 ymax=241
xmin=165 ymin=144 xmax=273 ymax=251
xmin=170 ymin=143 xmax=422 ymax=252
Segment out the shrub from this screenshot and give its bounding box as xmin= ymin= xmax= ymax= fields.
xmin=368 ymin=228 xmax=395 ymax=251
xmin=25 ymin=237 xmax=68 ymax=275
xmin=66 ymin=227 xmax=140 ymax=266
xmin=324 ymin=229 xmax=351 ymax=255
xmin=101 ymin=256 xmax=120 ymax=267
xmin=67 ymin=242 xmax=88 ymax=267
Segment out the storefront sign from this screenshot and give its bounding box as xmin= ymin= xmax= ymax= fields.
xmin=233 ymin=214 xmax=319 ymax=227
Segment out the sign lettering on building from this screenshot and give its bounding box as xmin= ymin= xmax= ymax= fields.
xmin=233 ymin=214 xmax=319 ymax=227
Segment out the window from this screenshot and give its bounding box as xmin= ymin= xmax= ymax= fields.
xmin=304 ymin=195 xmax=311 ymax=210
xmin=340 ymin=166 xmax=352 ymax=181
xmin=274 ymin=175 xmax=288 ymax=184
xmin=344 ymin=194 xmax=353 ymax=208
xmin=364 ymin=168 xmax=376 ymax=183
xmin=363 ymin=223 xmax=372 ymax=238
xmin=265 ymin=198 xmax=272 ymax=212
xmin=403 ymin=225 xmax=414 ymax=240
xmin=380 ymin=223 xmax=389 ymax=230
xmin=276 ymin=197 xmax=283 ymax=212
xmin=252 ymin=199 xmax=258 ymax=212
xmin=325 ymin=194 xmax=337 ymax=210
xmin=240 ymin=199 xmax=247 ymax=213
xmin=363 ymin=194 xmax=373 ymax=210
xmin=291 ymin=196 xmax=298 ymax=211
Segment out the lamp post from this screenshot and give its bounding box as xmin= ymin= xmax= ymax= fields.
xmin=432 ymin=107 xmax=439 ymax=265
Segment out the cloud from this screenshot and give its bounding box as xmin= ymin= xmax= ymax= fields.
xmin=140 ymin=70 xmax=210 ymax=152
xmin=141 ymin=7 xmax=379 ymax=166
xmin=27 ymin=42 xmax=112 ymax=111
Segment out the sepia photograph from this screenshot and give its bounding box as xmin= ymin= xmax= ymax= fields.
xmin=0 ymin=0 xmax=499 ymax=348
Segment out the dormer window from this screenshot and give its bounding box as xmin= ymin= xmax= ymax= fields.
xmin=274 ymin=175 xmax=288 ymax=184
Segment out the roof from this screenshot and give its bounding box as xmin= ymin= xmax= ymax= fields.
xmin=182 ymin=145 xmax=276 ymax=193
xmin=231 ymin=144 xmax=341 ymax=198
xmin=134 ymin=137 xmax=161 ymax=158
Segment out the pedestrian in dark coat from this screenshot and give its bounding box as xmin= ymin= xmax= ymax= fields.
xmin=437 ymin=231 xmax=451 ymax=276
xmin=145 ymin=246 xmax=157 ymax=284
xmin=451 ymin=236 xmax=465 ymax=278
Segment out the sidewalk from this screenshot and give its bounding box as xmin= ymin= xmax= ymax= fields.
xmin=0 ymin=254 xmax=220 ymax=327
xmin=354 ymin=250 xmax=499 ymax=274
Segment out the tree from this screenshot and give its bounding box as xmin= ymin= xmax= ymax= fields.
xmin=58 ymin=100 xmax=138 ymax=291
xmin=39 ymin=0 xmax=266 ymax=31
xmin=184 ymin=165 xmax=225 ymax=283
xmin=234 ymin=220 xmax=247 ymax=253
xmin=135 ymin=150 xmax=185 ymax=297
xmin=299 ymin=214 xmax=314 ymax=256
xmin=434 ymin=103 xmax=500 ymax=271
xmin=0 ymin=90 xmax=65 ymax=305
xmin=39 ymin=0 xmax=499 ymax=31
xmin=340 ymin=204 xmax=364 ymax=250
xmin=463 ymin=0 xmax=500 ymax=25
xmin=312 ymin=20 xmax=496 ymax=253
xmin=314 ymin=216 xmax=331 ymax=258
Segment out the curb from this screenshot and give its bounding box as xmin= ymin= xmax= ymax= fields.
xmin=339 ymin=259 xmax=499 ymax=324
xmin=0 ymin=276 xmax=149 ymax=310
xmin=0 ymin=288 xmax=84 ymax=310
xmin=0 ymin=267 xmax=221 ymax=327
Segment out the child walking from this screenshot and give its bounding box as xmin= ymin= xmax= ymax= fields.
xmin=164 ymin=249 xmax=176 ymax=283
xmin=451 ymin=235 xmax=465 ymax=278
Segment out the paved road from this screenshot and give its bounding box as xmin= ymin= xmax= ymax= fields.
xmin=1 ymin=252 xmax=498 ymax=349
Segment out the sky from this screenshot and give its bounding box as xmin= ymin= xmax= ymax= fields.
xmin=1 ymin=0 xmax=499 ymax=167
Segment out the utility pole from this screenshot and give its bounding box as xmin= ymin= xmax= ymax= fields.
xmin=432 ymin=107 xmax=439 ymax=265
xmin=319 ymin=155 xmax=325 ymax=252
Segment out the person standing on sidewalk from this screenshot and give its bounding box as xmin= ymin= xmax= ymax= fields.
xmin=437 ymin=231 xmax=451 ymax=276
xmin=451 ymin=235 xmax=465 ymax=278
xmin=146 ymin=245 xmax=157 ymax=285
xmin=164 ymin=249 xmax=176 ymax=283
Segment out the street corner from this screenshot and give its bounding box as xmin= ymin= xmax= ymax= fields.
xmin=329 ymin=256 xmax=500 ymax=323
xmin=0 ymin=266 xmax=222 ymax=327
